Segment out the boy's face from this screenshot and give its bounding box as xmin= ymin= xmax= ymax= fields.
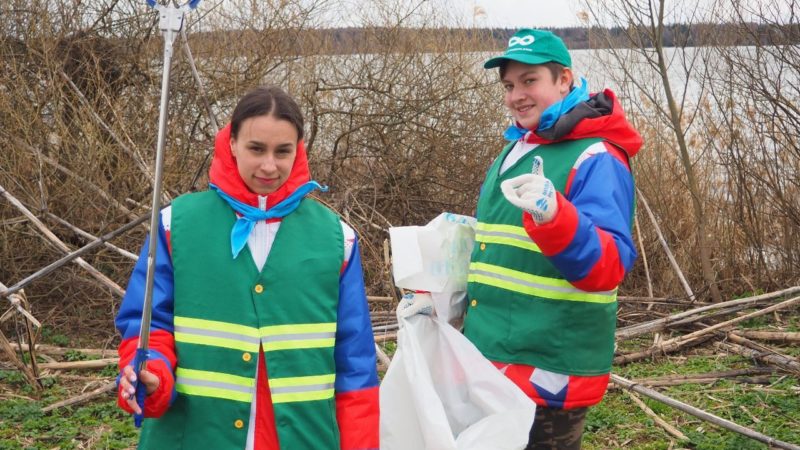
xmin=502 ymin=61 xmax=573 ymax=131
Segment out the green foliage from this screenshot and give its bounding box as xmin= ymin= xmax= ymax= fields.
xmin=1 ymin=347 xmax=798 ymax=449
xmin=63 ymin=350 xmax=89 ymax=362
xmin=581 ymin=356 xmax=800 ymax=449
xmin=39 ymin=327 xmax=71 ymax=347
xmin=0 ymin=378 xmax=138 ymax=450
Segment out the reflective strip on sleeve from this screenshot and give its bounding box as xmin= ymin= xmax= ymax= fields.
xmin=468 ymin=261 xmax=616 ymax=303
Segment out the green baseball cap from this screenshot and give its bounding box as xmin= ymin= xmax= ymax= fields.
xmin=484 ymin=29 xmax=572 ymax=69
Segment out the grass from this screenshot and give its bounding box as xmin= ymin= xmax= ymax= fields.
xmin=584 ymin=354 xmax=800 ymax=449
xmin=0 ymin=341 xmax=797 ymax=449
xmin=0 ymin=369 xmax=138 ymax=450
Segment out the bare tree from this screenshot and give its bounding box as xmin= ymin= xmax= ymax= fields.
xmin=582 ymin=0 xmax=724 ymax=302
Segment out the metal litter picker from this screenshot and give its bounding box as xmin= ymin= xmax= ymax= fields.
xmin=130 ymin=0 xmax=200 ymax=428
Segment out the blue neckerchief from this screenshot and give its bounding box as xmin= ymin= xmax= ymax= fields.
xmin=503 ymin=123 xmax=528 ymax=141
xmin=538 ymin=77 xmax=589 ymax=131
xmin=210 ymin=181 xmax=327 ymax=259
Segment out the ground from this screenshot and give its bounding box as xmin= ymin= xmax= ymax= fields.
xmin=1 ymin=319 xmax=798 ymax=449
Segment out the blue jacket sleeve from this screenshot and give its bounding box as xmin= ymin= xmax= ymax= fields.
xmin=546 ymin=151 xmax=637 ymax=283
xmin=333 ymin=237 xmax=379 ymax=392
xmin=115 ymin=220 xmax=175 ymax=340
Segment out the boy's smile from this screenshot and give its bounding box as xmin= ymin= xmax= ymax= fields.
xmin=502 ymin=61 xmax=573 ymax=131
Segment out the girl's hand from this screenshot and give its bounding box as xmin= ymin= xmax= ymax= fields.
xmin=119 ymin=365 xmax=160 ymax=415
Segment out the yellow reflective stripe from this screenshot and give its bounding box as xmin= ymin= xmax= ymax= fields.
xmin=271 ymin=389 xmax=335 ymax=404
xmin=260 ymin=323 xmax=337 ymax=352
xmin=476 ymin=222 xmax=528 ymax=236
xmin=175 ymin=368 xmax=254 ymax=403
xmin=262 ymin=338 xmax=335 ymax=352
xmin=269 ymin=374 xmax=336 ymax=404
xmin=177 ymin=368 xmax=253 ymax=386
xmin=174 ymin=316 xmax=259 ymax=337
xmin=259 ymin=323 xmax=337 ymax=336
xmin=468 ymin=262 xmax=616 ymax=304
xmin=475 ymin=222 xmax=541 ymax=252
xmin=176 ymin=384 xmax=252 ymax=403
xmin=269 ymin=374 xmax=335 ymax=388
xmin=174 ymin=332 xmax=259 ymax=352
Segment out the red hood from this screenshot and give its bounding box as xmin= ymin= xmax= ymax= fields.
xmin=525 ymin=89 xmax=642 ymax=158
xmin=209 ymin=123 xmax=311 ymax=208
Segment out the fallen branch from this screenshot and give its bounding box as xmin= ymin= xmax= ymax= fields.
xmin=624 ymin=390 xmax=689 ymax=441
xmin=614 ymin=334 xmax=714 ymax=365
xmin=374 ymin=343 xmax=391 ymax=372
xmin=635 ymin=367 xmax=777 ymax=384
xmin=731 ymin=330 xmax=800 ymax=343
xmin=46 ymin=213 xmax=138 ymax=260
xmin=375 ymin=332 xmax=398 ymax=342
xmin=632 ymin=375 xmax=773 ymax=387
xmin=9 ymin=343 xmax=113 ymax=358
xmin=39 ymin=358 xmax=118 ymax=371
xmin=0 ymin=328 xmax=40 ymax=389
xmin=654 ymin=296 xmax=800 ymax=351
xmin=610 ymin=374 xmax=800 ymax=450
xmin=0 ymin=281 xmax=41 ymax=327
xmin=616 ymin=287 xmax=800 ymax=340
xmin=0 ymin=209 xmax=152 ymax=300
xmin=0 ymin=183 xmax=124 ymax=297
xmin=637 ymin=191 xmax=695 ymax=301
xmin=716 ymin=340 xmax=800 ymax=376
xmin=41 ymin=381 xmax=116 ymax=413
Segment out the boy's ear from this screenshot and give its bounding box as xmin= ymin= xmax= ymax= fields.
xmin=559 ymin=67 xmax=574 ymax=95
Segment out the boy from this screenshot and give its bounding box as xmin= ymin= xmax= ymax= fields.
xmin=464 ymin=29 xmax=642 ymax=448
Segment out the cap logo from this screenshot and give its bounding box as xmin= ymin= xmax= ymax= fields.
xmin=509 ymin=35 xmax=535 ymax=47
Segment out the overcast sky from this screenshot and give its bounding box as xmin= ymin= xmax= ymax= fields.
xmin=316 ymin=0 xmax=794 ymax=28
xmin=455 ymin=0 xmax=583 ymax=28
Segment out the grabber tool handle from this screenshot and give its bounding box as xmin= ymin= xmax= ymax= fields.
xmin=131 ymin=348 xmax=150 ymax=427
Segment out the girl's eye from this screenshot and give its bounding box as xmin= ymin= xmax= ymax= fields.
xmin=503 ymin=84 xmax=513 ymax=92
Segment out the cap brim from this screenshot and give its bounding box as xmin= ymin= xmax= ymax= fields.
xmin=483 ymin=53 xmax=561 ymax=69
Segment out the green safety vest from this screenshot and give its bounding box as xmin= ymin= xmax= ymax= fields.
xmin=464 ymin=138 xmax=619 ymax=376
xmin=138 ymin=191 xmax=343 ymax=449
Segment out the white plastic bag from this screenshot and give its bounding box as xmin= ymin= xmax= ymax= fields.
xmin=389 ymin=213 xmax=476 ymax=323
xmin=380 ymin=315 xmax=536 ymax=450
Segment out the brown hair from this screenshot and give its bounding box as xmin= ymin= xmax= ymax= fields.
xmin=499 ymin=61 xmax=573 ymax=89
xmin=230 ymin=85 xmax=304 ymax=139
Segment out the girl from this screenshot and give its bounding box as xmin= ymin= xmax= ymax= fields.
xmin=115 ymin=86 xmax=380 ymax=450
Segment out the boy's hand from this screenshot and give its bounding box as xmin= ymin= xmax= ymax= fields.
xmin=500 ymin=156 xmax=558 ymax=224
xmin=396 ymin=292 xmax=434 ymax=325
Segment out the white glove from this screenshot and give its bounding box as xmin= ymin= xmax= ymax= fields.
xmin=396 ymin=292 xmax=434 ymax=325
xmin=500 ymin=156 xmax=558 ymax=224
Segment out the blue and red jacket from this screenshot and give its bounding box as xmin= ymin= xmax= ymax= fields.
xmin=494 ymin=89 xmax=642 ymax=409
xmin=115 ymin=124 xmax=380 ymax=449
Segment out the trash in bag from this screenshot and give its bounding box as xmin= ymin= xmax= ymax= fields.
xmin=380 ymin=314 xmax=536 ymax=450
xmin=389 ymin=212 xmax=476 ymax=324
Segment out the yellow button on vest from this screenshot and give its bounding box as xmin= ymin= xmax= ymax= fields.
xmin=480 ymin=243 xmax=486 ymax=251
xmin=254 ymin=284 xmax=264 ymax=294
xmin=234 ymin=419 xmax=244 ymax=429
xmin=242 ymin=352 xmax=252 ymax=362
xmin=470 ymin=299 xmax=477 ymax=307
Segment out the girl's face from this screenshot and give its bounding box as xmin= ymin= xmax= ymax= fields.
xmin=230 ymin=114 xmax=298 ymax=195
xmin=502 ymin=61 xmax=572 ymax=131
